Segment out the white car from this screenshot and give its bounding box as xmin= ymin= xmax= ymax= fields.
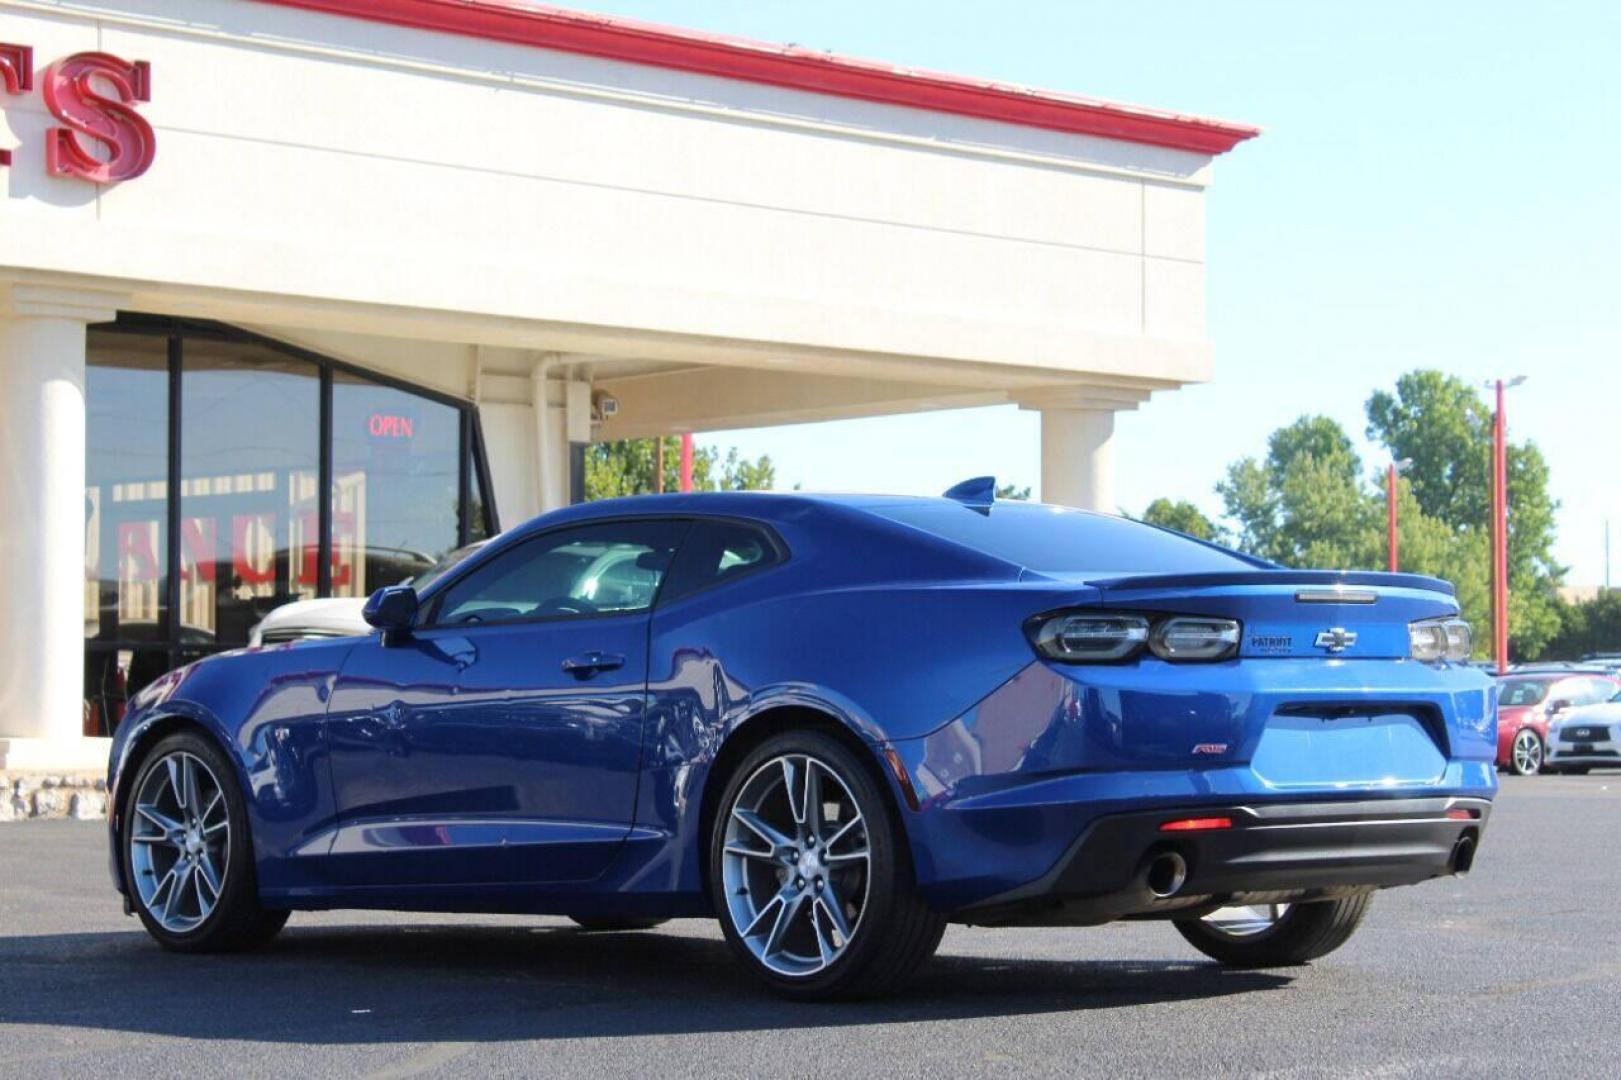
xmin=1544 ymin=689 xmax=1621 ymax=774
xmin=247 ymin=541 xmax=488 ymax=647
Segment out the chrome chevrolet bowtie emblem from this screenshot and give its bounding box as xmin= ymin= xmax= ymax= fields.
xmin=1314 ymin=627 xmax=1357 ymax=653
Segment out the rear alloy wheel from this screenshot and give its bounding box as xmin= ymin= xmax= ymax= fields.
xmin=123 ymin=732 xmax=288 ymax=952
xmin=1509 ymin=729 xmax=1544 ymax=776
xmin=710 ymin=730 xmax=944 ymax=1000
xmin=1174 ymin=894 xmax=1372 ymax=967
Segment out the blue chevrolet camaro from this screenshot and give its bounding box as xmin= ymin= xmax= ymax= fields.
xmin=107 ymin=481 xmax=1497 ymax=998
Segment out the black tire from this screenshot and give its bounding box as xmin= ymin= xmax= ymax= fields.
xmin=708 ymin=729 xmax=945 ymax=1000
xmin=1507 ymin=728 xmax=1544 ymax=776
xmin=1174 ymin=893 xmax=1373 ymax=968
xmin=568 ymin=916 xmax=668 ymax=932
xmin=122 ymin=731 xmax=289 ymax=953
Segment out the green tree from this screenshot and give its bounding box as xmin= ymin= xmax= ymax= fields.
xmin=995 ymin=482 xmax=1031 ymax=501
xmin=584 ymin=436 xmax=775 ymax=501
xmin=1139 ymin=497 xmax=1218 ymax=541
xmin=1216 ymin=416 xmax=1380 ymax=568
xmin=1366 ymin=371 xmax=1563 ymax=657
xmin=1379 ymin=476 xmax=1492 ymax=653
xmin=1541 ymin=591 xmax=1621 ymax=660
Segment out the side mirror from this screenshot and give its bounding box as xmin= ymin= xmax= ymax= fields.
xmin=1548 ymin=699 xmax=1572 ymax=715
xmin=363 ymin=585 xmax=419 ymax=644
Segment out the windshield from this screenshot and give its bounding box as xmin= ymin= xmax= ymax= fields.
xmin=1499 ymin=680 xmax=1550 ymax=707
xmin=869 ymin=502 xmax=1259 ymax=578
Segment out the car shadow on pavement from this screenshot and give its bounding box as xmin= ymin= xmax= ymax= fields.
xmin=0 ymin=922 xmax=1291 ymax=1044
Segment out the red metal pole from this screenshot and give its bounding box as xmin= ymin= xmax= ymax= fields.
xmin=678 ymin=432 xmax=694 ymax=493
xmin=1386 ymin=462 xmax=1399 ymax=573
xmin=1493 ymin=380 xmax=1509 ymax=675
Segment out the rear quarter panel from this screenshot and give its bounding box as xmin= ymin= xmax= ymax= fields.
xmin=633 ymin=514 xmax=1075 ymax=895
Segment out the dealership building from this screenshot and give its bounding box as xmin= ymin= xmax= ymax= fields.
xmin=0 ymin=0 xmax=1255 ymax=779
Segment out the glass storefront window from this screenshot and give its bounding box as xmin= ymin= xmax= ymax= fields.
xmin=181 ymin=340 xmax=321 ymax=646
xmin=330 ymin=372 xmax=463 ymax=597
xmin=82 ymin=318 xmax=499 ymax=732
xmin=85 ymin=333 xmax=170 ymax=645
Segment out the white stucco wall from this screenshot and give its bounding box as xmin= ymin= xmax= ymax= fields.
xmin=0 ymin=0 xmax=1216 ymax=383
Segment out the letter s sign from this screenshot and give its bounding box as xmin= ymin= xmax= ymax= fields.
xmin=41 ymin=52 xmax=155 ymax=183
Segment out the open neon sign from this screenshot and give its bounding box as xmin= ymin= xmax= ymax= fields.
xmin=1 ymin=43 xmax=155 ymax=182
xmin=368 ymin=413 xmax=416 ymax=440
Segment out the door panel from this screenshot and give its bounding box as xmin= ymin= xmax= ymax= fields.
xmin=322 ymin=519 xmax=685 ymax=887
xmin=325 ymin=621 xmax=649 ymax=886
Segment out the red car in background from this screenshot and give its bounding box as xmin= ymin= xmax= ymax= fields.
xmin=1496 ymin=672 xmax=1621 ymax=775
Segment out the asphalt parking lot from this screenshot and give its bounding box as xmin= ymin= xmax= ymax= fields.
xmin=1 ymin=774 xmax=1617 ymax=1079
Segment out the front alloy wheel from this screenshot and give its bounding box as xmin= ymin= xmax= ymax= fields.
xmin=1509 ymin=729 xmax=1544 ymax=776
xmin=710 ymin=730 xmax=944 ymax=999
xmin=130 ymin=750 xmax=231 ymax=932
xmin=123 ymin=732 xmax=289 ymax=952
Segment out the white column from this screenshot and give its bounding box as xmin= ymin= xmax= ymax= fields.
xmin=1039 ymin=407 xmax=1117 ymax=513
xmin=0 ymin=283 xmax=123 ymax=770
xmin=530 ymin=354 xmax=571 ymax=514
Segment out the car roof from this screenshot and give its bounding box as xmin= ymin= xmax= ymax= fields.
xmin=501 ymin=490 xmax=1096 ymax=539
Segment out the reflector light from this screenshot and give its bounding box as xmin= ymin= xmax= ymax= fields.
xmin=1445 ymin=809 xmax=1477 ymax=821
xmin=1159 ymin=816 xmax=1233 ymax=832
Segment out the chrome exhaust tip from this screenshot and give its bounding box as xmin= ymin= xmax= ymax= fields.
xmin=1450 ymin=834 xmax=1477 ymax=876
xmin=1145 ymin=851 xmax=1189 ymax=899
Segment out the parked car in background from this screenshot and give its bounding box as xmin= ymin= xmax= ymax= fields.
xmin=1544 ymin=685 xmax=1621 ymax=774
xmin=1495 ymin=672 xmax=1621 ymax=775
xmin=107 ymin=487 xmax=1496 ymax=999
xmin=247 ymin=541 xmax=487 ymax=646
xmin=1579 ymin=652 xmax=1621 ymax=677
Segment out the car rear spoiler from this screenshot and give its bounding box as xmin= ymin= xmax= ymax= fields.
xmin=1085 ymin=569 xmax=1456 ymax=597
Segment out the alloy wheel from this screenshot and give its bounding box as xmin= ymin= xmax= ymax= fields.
xmin=1203 ymin=903 xmax=1291 ymax=938
xmin=129 ymin=751 xmax=231 ymax=933
xmin=1512 ymin=730 xmax=1542 ymax=775
xmin=720 ymin=753 xmax=871 ymax=978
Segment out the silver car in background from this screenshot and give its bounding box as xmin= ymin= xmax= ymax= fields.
xmin=247 ymin=541 xmax=487 ymax=647
xmin=1544 ymin=686 xmax=1621 ymax=774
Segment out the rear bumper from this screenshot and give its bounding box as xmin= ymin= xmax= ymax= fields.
xmin=959 ymin=796 xmax=1490 ymax=926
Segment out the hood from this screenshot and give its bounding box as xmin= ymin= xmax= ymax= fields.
xmin=1550 ymin=701 xmax=1621 ymax=727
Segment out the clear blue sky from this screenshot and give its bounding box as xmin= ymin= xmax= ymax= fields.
xmin=571 ymin=0 xmax=1621 ymax=585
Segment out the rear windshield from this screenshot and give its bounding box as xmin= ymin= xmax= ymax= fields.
xmin=869 ymin=502 xmax=1259 ymax=578
xmin=1499 ymin=680 xmax=1549 ymax=707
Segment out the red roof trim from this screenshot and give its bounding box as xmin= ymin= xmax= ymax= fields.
xmin=253 ymin=0 xmax=1259 ymax=154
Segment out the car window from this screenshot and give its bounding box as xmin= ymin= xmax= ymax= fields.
xmin=407 ymin=541 xmax=486 ymax=592
xmin=1581 ymin=678 xmax=1618 ymax=705
xmin=867 ymin=501 xmax=1261 ymax=577
xmin=659 ymin=520 xmax=784 ymax=604
xmin=429 ymin=521 xmax=686 ymax=626
xmin=1498 ymin=680 xmax=1549 ymax=707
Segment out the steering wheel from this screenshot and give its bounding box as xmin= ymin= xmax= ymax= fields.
xmin=536 ymin=596 xmax=598 ymax=617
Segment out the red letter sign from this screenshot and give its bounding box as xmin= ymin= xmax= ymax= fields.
xmin=41 ymin=51 xmax=154 ymax=183
xmin=0 ymin=43 xmax=31 ymax=167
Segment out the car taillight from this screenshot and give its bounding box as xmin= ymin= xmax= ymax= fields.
xmin=1031 ymin=613 xmax=1149 ymax=662
xmin=1030 ymin=612 xmax=1240 ymax=664
xmin=1149 ymin=617 xmax=1241 ymax=662
xmin=1410 ymin=617 xmax=1471 ymax=662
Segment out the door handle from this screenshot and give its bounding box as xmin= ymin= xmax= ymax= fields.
xmin=561 ymin=651 xmax=626 ymax=677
